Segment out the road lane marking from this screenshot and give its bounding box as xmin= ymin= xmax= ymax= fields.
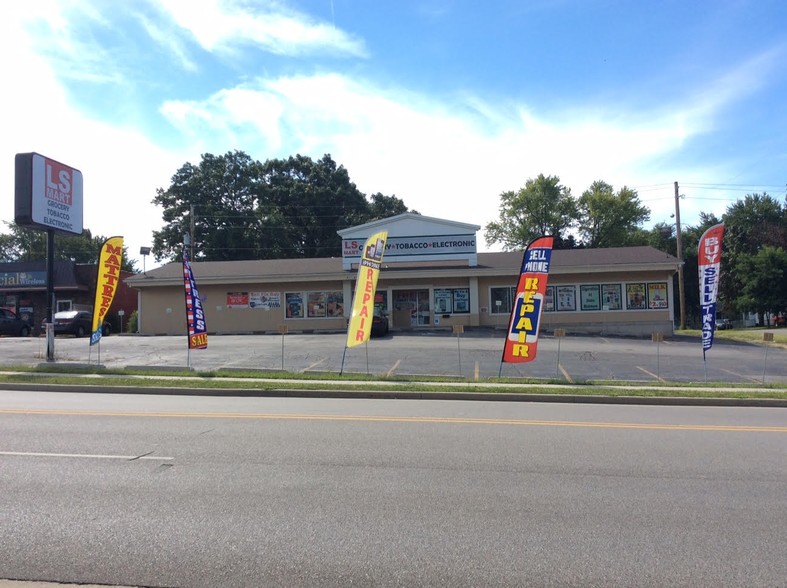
xmin=558 ymin=364 xmax=573 ymax=383
xmin=0 ymin=450 xmax=174 ymax=461
xmin=637 ymin=366 xmax=665 ymax=382
xmin=0 ymin=409 xmax=784 ymax=433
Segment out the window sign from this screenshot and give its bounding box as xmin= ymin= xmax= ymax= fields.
xmin=601 ymin=284 xmax=622 ymax=310
xmin=556 ymin=286 xmax=576 ymax=311
xmin=285 ymin=292 xmax=304 ymax=318
xmin=648 ymin=282 xmax=668 ymax=309
xmin=326 ymin=291 xmax=344 ymax=317
xmin=626 ymin=283 xmax=646 ymax=310
xmin=434 ymin=289 xmax=453 ymax=313
xmin=226 ymin=292 xmax=249 ymax=308
xmin=308 ymin=292 xmax=326 ymax=317
xmin=580 ymin=285 xmax=601 ymax=311
xmin=249 ymin=291 xmax=281 ymax=310
xmin=544 ymin=286 xmax=555 ymax=312
xmin=452 ymin=288 xmax=470 ymax=313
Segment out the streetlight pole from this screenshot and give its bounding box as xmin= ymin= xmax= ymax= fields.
xmin=674 ymin=181 xmax=686 ymax=330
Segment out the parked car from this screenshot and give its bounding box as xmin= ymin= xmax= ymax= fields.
xmin=371 ymin=308 xmax=389 ymax=337
xmin=716 ymin=318 xmax=733 ymax=330
xmin=0 ymin=308 xmax=32 ymax=337
xmin=42 ymin=310 xmax=111 ymax=337
xmin=775 ymin=314 xmax=786 ymax=327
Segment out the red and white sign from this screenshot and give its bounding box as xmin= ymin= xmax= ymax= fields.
xmin=15 ymin=153 xmax=84 ymax=235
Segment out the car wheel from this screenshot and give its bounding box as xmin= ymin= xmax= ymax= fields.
xmin=76 ymin=325 xmax=85 ymax=337
xmin=20 ymin=326 xmax=30 ymax=337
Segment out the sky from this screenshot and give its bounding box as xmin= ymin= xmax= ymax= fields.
xmin=3 ymin=0 xmax=786 ymax=269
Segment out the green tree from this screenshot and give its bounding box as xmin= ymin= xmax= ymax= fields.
xmin=576 ymin=181 xmax=651 ymax=248
xmin=734 ymin=246 xmax=787 ymax=321
xmin=0 ymin=222 xmax=136 ymax=271
xmin=258 ymin=154 xmax=371 ymax=258
xmin=484 ymin=174 xmax=577 ymax=250
xmin=151 ymin=150 xmax=264 ymax=262
xmin=152 ymin=151 xmax=411 ymax=262
xmin=367 ymin=192 xmax=413 ymax=220
xmin=720 ymin=193 xmax=786 ymax=322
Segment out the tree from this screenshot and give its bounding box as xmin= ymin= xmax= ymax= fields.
xmin=152 ymin=151 xmax=411 ymax=262
xmin=258 ymin=154 xmax=371 ymax=258
xmin=367 ymin=192 xmax=413 ymax=220
xmin=576 ymin=181 xmax=651 ymax=248
xmin=0 ymin=222 xmax=136 ymax=271
xmin=484 ymin=174 xmax=577 ymax=250
xmin=151 ymin=150 xmax=264 ymax=262
xmin=719 ymin=193 xmax=786 ymax=321
xmin=734 ymin=246 xmax=787 ymax=321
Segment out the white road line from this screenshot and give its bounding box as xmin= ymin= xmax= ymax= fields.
xmin=558 ymin=364 xmax=573 ymax=383
xmin=386 ymin=359 xmax=401 ymax=377
xmin=720 ymin=367 xmax=761 ymax=384
xmin=637 ymin=365 xmax=665 ymax=382
xmin=0 ymin=451 xmax=174 ymax=461
xmin=303 ymin=357 xmax=327 ymax=371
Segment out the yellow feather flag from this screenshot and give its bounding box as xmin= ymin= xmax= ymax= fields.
xmin=346 ymin=231 xmax=387 ymax=348
xmin=90 ymin=236 xmax=124 ymax=345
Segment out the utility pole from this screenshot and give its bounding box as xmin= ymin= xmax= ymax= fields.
xmin=674 ymin=181 xmax=686 ymax=330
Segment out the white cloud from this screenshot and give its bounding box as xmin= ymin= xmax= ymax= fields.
xmin=152 ymin=0 xmax=367 ymax=58
xmin=157 ymin=71 xmax=732 ymax=247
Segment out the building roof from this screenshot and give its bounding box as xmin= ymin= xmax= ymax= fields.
xmin=125 ymin=246 xmax=679 ymax=288
xmin=336 ymin=212 xmax=480 ymax=236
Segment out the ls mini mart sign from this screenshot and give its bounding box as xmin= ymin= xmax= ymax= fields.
xmin=15 ymin=152 xmax=84 ymax=235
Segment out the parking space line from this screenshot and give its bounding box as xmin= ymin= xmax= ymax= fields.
xmin=386 ymin=359 xmax=401 ymax=377
xmin=303 ymin=358 xmax=327 ymax=372
xmin=637 ymin=366 xmax=665 ymax=382
xmin=558 ymin=364 xmax=573 ymax=383
xmin=721 ymin=368 xmax=761 ymax=384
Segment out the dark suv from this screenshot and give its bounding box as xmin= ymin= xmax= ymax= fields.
xmin=43 ymin=310 xmax=111 ymax=337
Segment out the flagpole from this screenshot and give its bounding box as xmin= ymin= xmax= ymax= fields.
xmin=703 ymin=352 xmax=707 ymax=383
xmin=340 ymin=345 xmax=348 ymax=375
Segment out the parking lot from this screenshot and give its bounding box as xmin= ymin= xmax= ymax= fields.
xmin=0 ymin=330 xmax=785 ymax=385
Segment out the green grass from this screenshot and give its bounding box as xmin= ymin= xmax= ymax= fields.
xmin=1 ymin=364 xmax=785 ymax=400
xmin=674 ymin=327 xmax=787 ymax=347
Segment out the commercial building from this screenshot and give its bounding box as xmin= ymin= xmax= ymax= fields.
xmin=0 ymin=260 xmax=137 ymax=333
xmin=126 ymin=213 xmax=681 ymax=337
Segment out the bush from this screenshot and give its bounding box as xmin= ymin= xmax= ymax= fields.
xmin=127 ymin=310 xmax=138 ymax=333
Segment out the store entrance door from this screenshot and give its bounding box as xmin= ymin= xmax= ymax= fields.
xmin=392 ymin=290 xmax=430 ymax=329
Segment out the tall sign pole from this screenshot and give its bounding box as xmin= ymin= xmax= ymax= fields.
xmin=674 ymin=181 xmax=686 ymax=330
xmin=15 ymin=153 xmax=84 ymax=362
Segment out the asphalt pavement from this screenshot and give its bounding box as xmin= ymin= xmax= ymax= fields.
xmin=0 ymin=330 xmax=785 ymax=385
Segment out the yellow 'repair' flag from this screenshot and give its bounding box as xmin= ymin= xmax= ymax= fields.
xmin=346 ymin=231 xmax=387 ymax=348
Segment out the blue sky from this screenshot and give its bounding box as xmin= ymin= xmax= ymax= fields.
xmin=3 ymin=0 xmax=786 ymax=267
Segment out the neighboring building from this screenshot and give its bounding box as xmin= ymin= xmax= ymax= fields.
xmin=126 ymin=214 xmax=680 ymax=337
xmin=0 ymin=260 xmax=137 ymax=333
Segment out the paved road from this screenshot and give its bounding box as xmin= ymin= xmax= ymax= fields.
xmin=1 ymin=331 xmax=786 ymax=384
xmin=1 ymin=390 xmax=785 ymax=587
